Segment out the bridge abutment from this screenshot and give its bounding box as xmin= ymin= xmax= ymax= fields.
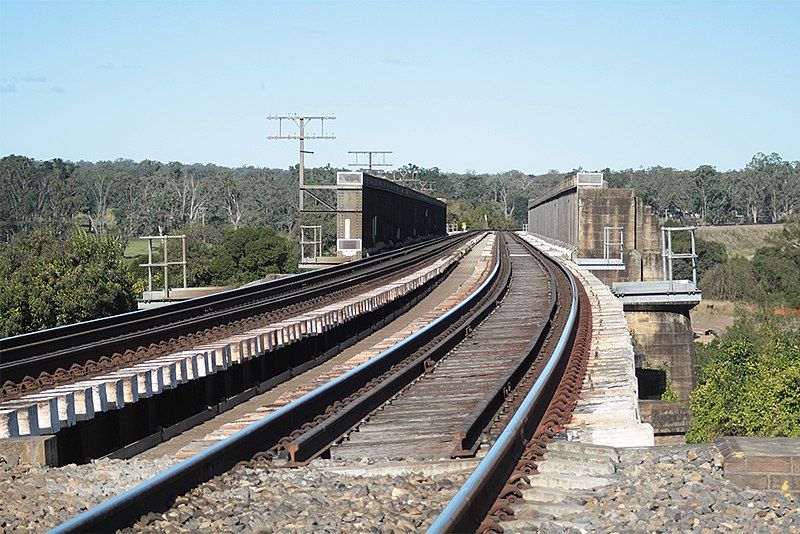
xmin=626 ymin=305 xmax=698 ymax=444
xmin=627 ymin=307 xmax=697 ymax=402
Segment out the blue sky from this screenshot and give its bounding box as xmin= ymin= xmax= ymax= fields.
xmin=1 ymin=1 xmax=798 ymax=173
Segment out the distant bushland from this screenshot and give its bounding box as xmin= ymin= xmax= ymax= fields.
xmin=2 ymin=152 xmax=797 ymax=244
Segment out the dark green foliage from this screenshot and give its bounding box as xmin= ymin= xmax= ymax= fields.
xmin=695 ymin=240 xmax=727 ymax=279
xmin=209 ymin=227 xmax=298 ymax=285
xmin=701 ymin=258 xmax=758 ymax=302
xmin=0 ymin=155 xmax=298 ymax=242
xmin=129 ymin=226 xmax=299 ymax=289
xmin=182 ymin=225 xmax=225 ymax=287
xmin=0 ymin=155 xmax=82 ymax=238
xmin=751 ymin=248 xmax=800 ymax=307
xmin=688 ymin=311 xmax=800 ymax=442
xmin=0 ymin=229 xmax=137 ymax=337
xmin=445 ymin=199 xmax=516 ymax=229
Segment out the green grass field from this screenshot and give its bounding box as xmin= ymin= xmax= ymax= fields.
xmin=124 ymin=238 xmax=151 ymax=259
xmin=696 ymin=223 xmax=783 ymax=258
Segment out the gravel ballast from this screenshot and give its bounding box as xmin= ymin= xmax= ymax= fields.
xmin=0 ymin=457 xmax=177 ymax=533
xmin=512 ymin=444 xmax=799 ymax=533
xmin=126 ymin=460 xmax=467 ymax=533
xmin=2 ymin=444 xmax=799 ymax=532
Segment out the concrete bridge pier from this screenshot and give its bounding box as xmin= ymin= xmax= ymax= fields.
xmin=614 ymin=284 xmax=701 ymax=443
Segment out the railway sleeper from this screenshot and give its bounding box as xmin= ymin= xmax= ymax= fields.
xmin=278 ymin=242 xmax=509 ymax=467
xmin=7 ymin=260 xmax=456 ymax=465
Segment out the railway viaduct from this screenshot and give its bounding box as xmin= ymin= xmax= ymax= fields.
xmin=0 ymin=175 xmax=797 ymax=532
xmin=526 ymin=172 xmax=701 ymax=443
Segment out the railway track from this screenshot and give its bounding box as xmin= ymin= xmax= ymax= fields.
xmin=430 ymin=235 xmax=592 ymax=533
xmin=1 ymin=234 xmax=470 ymax=397
xmin=0 ymin=234 xmax=487 ymax=463
xmin=329 ymin=236 xmax=554 ymax=461
xmin=49 ymin=231 xmax=591 ymax=533
xmin=147 ymin=234 xmax=496 ymax=461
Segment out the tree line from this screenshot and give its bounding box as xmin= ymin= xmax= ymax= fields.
xmin=2 ymin=152 xmax=797 ymax=245
xmin=604 ymin=153 xmax=800 ymax=224
xmin=0 ymin=156 xmax=299 ymax=243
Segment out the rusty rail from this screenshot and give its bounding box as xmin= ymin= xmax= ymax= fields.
xmin=428 ymin=234 xmax=586 ymax=533
xmin=50 ymin=234 xmax=502 ymax=533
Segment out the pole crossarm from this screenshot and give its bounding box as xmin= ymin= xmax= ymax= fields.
xmin=267 ymin=135 xmax=335 ymax=140
xmin=267 ymin=114 xmax=335 ymax=119
xmin=266 ymin=115 xmax=336 ymax=140
xmin=266 ymin=114 xmax=337 ymax=213
xmin=347 ymin=150 xmax=393 ymax=170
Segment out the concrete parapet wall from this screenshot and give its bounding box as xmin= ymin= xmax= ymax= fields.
xmin=577 ymin=189 xmax=663 ymax=285
xmin=577 ymin=189 xmax=637 ymax=256
xmin=527 ymin=188 xmax=578 ymax=248
xmin=527 ymin=179 xmax=663 ymax=287
xmin=518 ymin=232 xmax=654 ymax=448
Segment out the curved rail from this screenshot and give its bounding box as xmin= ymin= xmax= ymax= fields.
xmin=427 ymin=234 xmax=581 ymax=533
xmin=2 ymin=234 xmax=470 ymax=386
xmin=50 ymin=234 xmax=503 ymax=533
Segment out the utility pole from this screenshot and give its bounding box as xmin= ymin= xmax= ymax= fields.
xmin=347 ymin=150 xmax=393 ymax=172
xmin=267 ymin=115 xmax=335 ymax=211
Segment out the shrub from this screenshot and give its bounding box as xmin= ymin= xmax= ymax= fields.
xmin=209 ymin=226 xmax=298 ymax=285
xmin=687 ymin=311 xmax=800 ymax=442
xmin=0 ymin=229 xmax=137 ymax=337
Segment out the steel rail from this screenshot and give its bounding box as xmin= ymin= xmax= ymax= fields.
xmin=282 ymin=237 xmax=510 ymax=465
xmin=2 ymin=234 xmax=470 ymax=385
xmin=2 ymin=235 xmax=457 ymax=357
xmin=427 ymin=235 xmax=580 ymax=534
xmin=50 ymin=234 xmax=502 ymax=534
